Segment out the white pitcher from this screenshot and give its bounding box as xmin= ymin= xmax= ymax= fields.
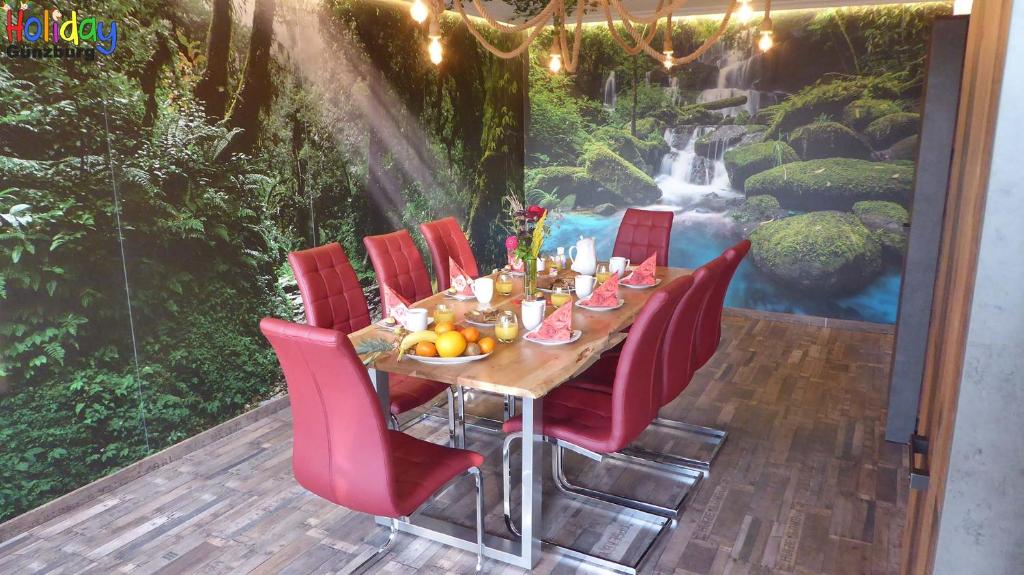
xmin=569 ymin=236 xmax=597 ymax=275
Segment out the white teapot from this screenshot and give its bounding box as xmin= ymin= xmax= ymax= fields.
xmin=569 ymin=236 xmax=597 ymax=275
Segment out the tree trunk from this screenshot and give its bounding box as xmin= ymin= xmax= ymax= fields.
xmin=223 ymin=0 xmax=276 ymax=157
xmin=194 ymin=0 xmax=232 ymax=121
xmin=631 ymin=60 xmax=639 ymax=137
xmin=139 ymin=37 xmax=171 ymax=127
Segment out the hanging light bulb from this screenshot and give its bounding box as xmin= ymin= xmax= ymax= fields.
xmin=758 ymin=14 xmax=774 ymax=52
xmin=410 ymin=0 xmax=429 ymax=24
xmin=427 ymin=19 xmax=443 ymax=65
xmin=737 ymin=0 xmax=754 ymax=24
xmin=548 ymin=36 xmax=563 ymax=73
xmin=662 ymin=13 xmax=674 ymax=70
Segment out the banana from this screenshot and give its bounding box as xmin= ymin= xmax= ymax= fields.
xmin=398 ymin=330 xmax=438 ymax=357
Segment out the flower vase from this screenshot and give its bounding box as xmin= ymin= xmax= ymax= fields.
xmin=525 ymin=257 xmax=538 ymax=299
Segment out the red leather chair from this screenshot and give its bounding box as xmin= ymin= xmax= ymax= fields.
xmin=259 ymin=318 xmax=485 ymax=572
xmin=502 ymin=276 xmax=700 ymax=544
xmin=694 ymin=239 xmax=750 ymax=369
xmin=612 ymin=208 xmax=674 ymax=267
xmin=419 ymin=217 xmax=479 ymax=292
xmin=363 ymin=230 xmax=434 ymax=305
xmin=288 ymin=243 xmax=450 ymax=426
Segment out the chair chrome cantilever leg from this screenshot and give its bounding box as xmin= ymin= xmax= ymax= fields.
xmin=619 ymin=417 xmax=728 ymax=471
xmin=501 ymin=434 xmax=694 ymax=575
xmin=345 ymin=517 xmax=399 ymax=574
xmin=469 ymin=466 xmax=485 ymax=572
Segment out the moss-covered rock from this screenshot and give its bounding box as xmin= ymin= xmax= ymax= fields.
xmin=694 ymin=125 xmax=748 ymax=157
xmin=525 ymin=166 xmax=605 ymax=208
xmin=581 ymin=144 xmax=662 ymax=206
xmin=886 ymin=135 xmax=919 ymax=161
xmin=749 ymin=211 xmax=882 ymax=293
xmin=764 ymin=74 xmax=905 ymax=139
xmin=745 ymin=158 xmax=913 ymax=211
xmin=853 ymin=200 xmax=909 ymax=258
xmin=723 ymin=141 xmax=800 ymax=191
xmin=593 ymin=203 xmax=618 ymax=216
xmin=865 ymin=113 xmax=920 ymax=149
xmin=701 ymin=95 xmax=749 ymax=111
xmin=592 ymin=126 xmax=667 ymax=173
xmin=730 ymin=195 xmax=784 ymax=235
xmin=738 ymin=124 xmax=767 ymax=146
xmin=843 ymin=98 xmax=903 ymax=131
xmin=634 ymin=117 xmax=666 ymax=141
xmin=788 ymin=121 xmax=873 ymax=160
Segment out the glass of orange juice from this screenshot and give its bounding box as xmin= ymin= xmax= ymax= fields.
xmin=550 ymin=287 xmax=571 ymax=308
xmin=595 ymin=263 xmax=611 ymax=283
xmin=434 ymin=303 xmax=455 ymax=325
xmin=496 ymin=272 xmax=514 ymax=296
xmin=495 ymin=311 xmax=519 ymax=343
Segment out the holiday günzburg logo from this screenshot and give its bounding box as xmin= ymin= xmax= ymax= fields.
xmin=4 ymin=2 xmax=117 ymax=61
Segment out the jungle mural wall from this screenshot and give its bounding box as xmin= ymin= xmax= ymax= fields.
xmin=529 ymin=3 xmax=950 ymax=324
xmin=0 ymin=0 xmax=524 ymax=521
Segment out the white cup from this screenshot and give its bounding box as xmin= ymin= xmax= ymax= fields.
xmin=609 ymin=256 xmax=630 ymax=276
xmin=536 ymin=257 xmax=546 ymax=272
xmin=575 ymin=274 xmax=596 ymax=298
xmin=403 ymin=308 xmax=429 ymax=332
xmin=521 ymin=299 xmax=546 ymax=332
xmin=472 ymin=277 xmax=494 ymax=307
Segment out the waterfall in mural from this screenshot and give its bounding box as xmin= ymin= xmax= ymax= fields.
xmin=603 ymin=71 xmax=617 ymax=110
xmin=530 ymin=6 xmax=945 ymax=324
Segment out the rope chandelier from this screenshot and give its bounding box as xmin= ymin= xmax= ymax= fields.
xmin=407 ymin=0 xmax=775 ymax=72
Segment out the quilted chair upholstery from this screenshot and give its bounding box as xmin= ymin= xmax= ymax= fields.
xmin=259 ymin=318 xmax=483 ymax=518
xmin=364 ymin=230 xmax=434 ymax=304
xmin=420 ymin=217 xmax=479 ymax=291
xmin=503 ymin=275 xmax=692 ymax=453
xmin=289 ymin=243 xmax=372 ymax=333
xmin=288 ymin=242 xmax=447 ymax=416
xmin=612 ymin=208 xmax=674 ymax=267
xmin=695 ymin=239 xmax=750 ymax=369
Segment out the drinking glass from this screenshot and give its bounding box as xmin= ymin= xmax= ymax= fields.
xmin=550 ymin=287 xmax=571 ymax=308
xmin=496 ymin=273 xmax=514 ymax=296
xmin=495 ymin=311 xmax=519 ymax=343
xmin=433 ymin=303 xmax=455 ymax=325
xmin=595 ymin=262 xmax=611 ymax=283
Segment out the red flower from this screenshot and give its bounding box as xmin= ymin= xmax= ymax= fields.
xmin=525 ymin=205 xmax=546 ymax=220
xmin=505 ymin=235 xmax=519 ymax=251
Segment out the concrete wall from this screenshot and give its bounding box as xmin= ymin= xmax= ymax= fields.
xmin=933 ymin=3 xmax=1024 ymax=572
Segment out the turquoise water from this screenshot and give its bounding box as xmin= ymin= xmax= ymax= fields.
xmin=545 ymin=210 xmax=901 ymax=324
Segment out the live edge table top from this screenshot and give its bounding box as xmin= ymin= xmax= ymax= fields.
xmin=348 ymin=266 xmax=691 ymax=400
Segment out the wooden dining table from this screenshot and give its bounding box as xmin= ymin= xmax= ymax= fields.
xmin=347 ymin=265 xmax=690 ymax=570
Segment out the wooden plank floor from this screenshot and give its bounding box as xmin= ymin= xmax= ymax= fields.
xmin=0 ymin=314 xmax=907 ymax=574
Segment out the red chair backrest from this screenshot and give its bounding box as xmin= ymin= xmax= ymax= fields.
xmin=259 ymin=318 xmax=402 ymax=518
xmin=659 ymin=266 xmax=717 ymax=406
xmin=607 ymin=275 xmax=693 ymax=451
xmin=695 ymin=239 xmax=750 ymax=369
xmin=363 ymin=229 xmax=434 ymax=304
xmin=419 ymin=217 xmax=479 ymax=292
xmin=612 ymin=208 xmax=674 ymax=267
xmin=288 ymin=243 xmax=371 ymax=334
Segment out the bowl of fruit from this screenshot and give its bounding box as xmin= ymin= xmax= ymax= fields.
xmin=398 ymin=321 xmax=498 ymax=365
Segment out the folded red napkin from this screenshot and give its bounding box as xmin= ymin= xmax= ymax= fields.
xmin=382 ymin=283 xmax=411 ymax=322
xmin=449 ymin=257 xmax=474 ymax=296
xmin=527 ymin=299 xmax=573 ymax=341
xmin=582 ymin=272 xmax=620 ymax=307
xmin=621 ymin=254 xmax=657 ymax=286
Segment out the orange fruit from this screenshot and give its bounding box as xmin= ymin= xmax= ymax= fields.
xmin=478 ymin=336 xmax=496 ymax=354
xmin=414 ymin=341 xmax=437 ymax=357
xmin=435 ymin=321 xmax=457 ymax=334
xmin=435 ymin=331 xmax=468 ymax=358
xmin=460 ymin=326 xmax=480 ymax=343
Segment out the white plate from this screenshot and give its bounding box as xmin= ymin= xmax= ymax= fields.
xmin=375 ymin=317 xmax=433 ymax=332
xmin=405 ymin=352 xmax=492 ymax=365
xmin=620 ymin=277 xmax=662 ymax=289
xmin=525 ymin=329 xmax=583 ymax=346
xmin=575 ymin=298 xmax=625 ymax=311
xmin=444 ymin=290 xmax=477 ymax=301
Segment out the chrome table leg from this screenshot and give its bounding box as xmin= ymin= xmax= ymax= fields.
xmin=368 ymin=368 xmax=391 ymax=426
xmin=519 ymin=397 xmax=543 ymax=568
